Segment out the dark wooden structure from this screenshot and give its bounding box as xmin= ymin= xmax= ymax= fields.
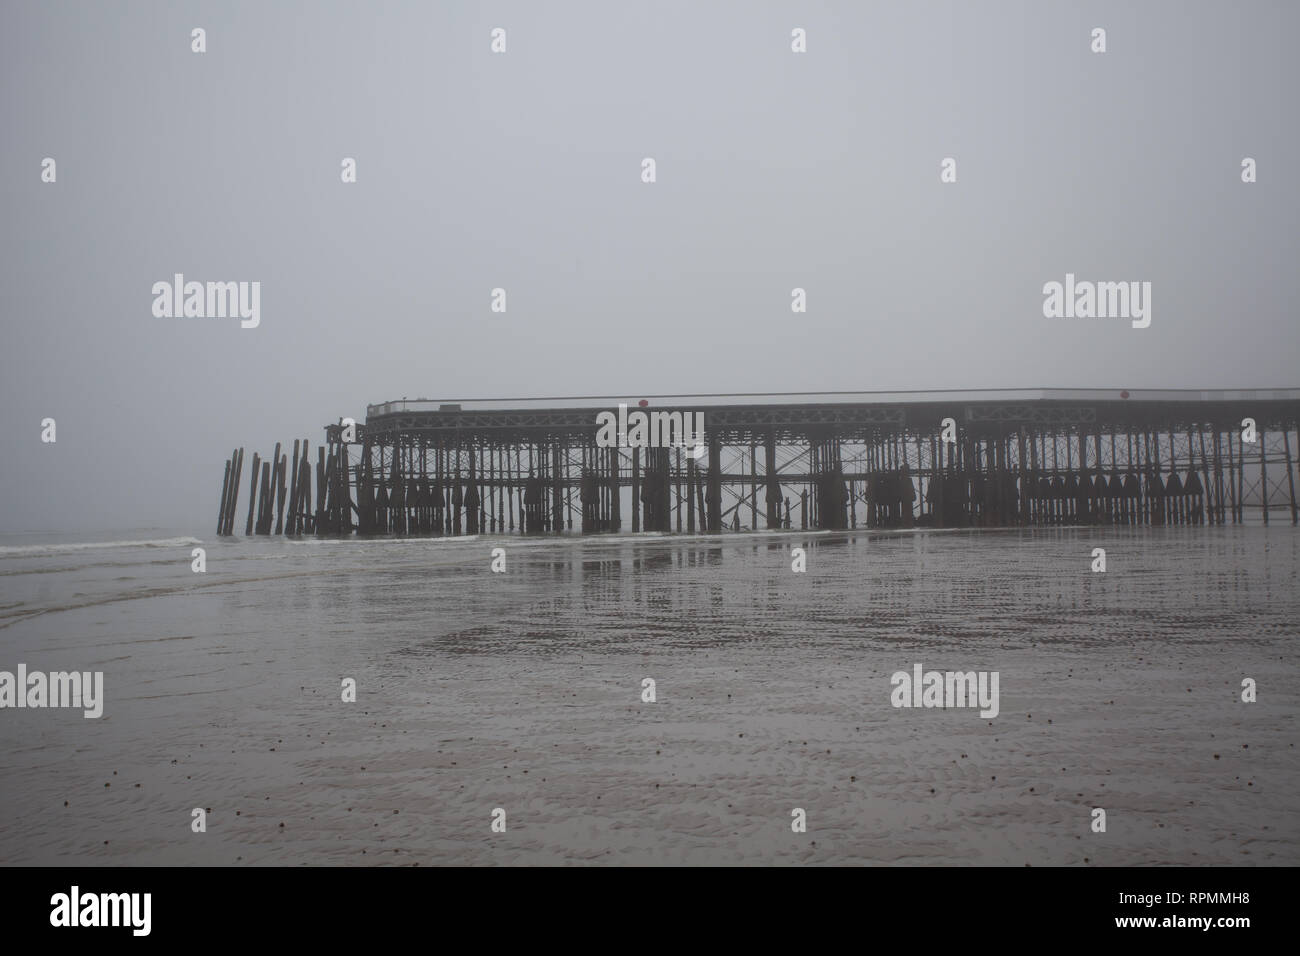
xmin=215 ymin=388 xmax=1300 ymax=536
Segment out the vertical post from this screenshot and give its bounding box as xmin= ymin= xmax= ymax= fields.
xmin=1106 ymin=427 xmax=1115 ymax=524
xmin=631 ymin=446 xmax=641 ymax=533
xmin=496 ymin=442 xmax=504 ymax=534
xmin=217 ymin=459 xmax=231 ymax=536
xmin=323 ymin=447 xmax=335 ymax=535
xmin=450 ymin=446 xmax=461 ymax=535
xmin=913 ymin=434 xmax=924 ymax=526
xmin=339 ymin=442 xmax=352 ymax=535
xmin=1092 ymin=430 xmax=1102 ymax=525
xmin=465 ymin=446 xmax=478 ymax=535
xmin=299 ymin=445 xmax=312 ymax=535
xmin=1212 ymin=428 xmax=1225 ymax=525
xmin=707 ymin=436 xmax=722 ymax=532
xmin=1197 ymin=427 xmax=1212 ymax=526
xmin=223 ymin=447 xmax=239 ymax=535
xmin=552 ymin=443 xmax=564 ymax=535
xmin=1028 ymin=428 xmax=1039 ymax=525
xmin=1260 ymin=429 xmax=1269 ymax=526
xmin=675 ymin=446 xmax=683 ymax=532
xmin=316 ymin=447 xmax=326 ymax=535
xmin=765 ymin=433 xmax=779 ymax=529
xmin=494 ymin=443 xmax=502 ymax=534
xmin=1237 ymin=430 xmax=1246 ymax=524
xmin=505 ymin=442 xmax=514 ymax=533
xmin=1153 ymin=432 xmax=1166 ymax=526
xmin=809 ymin=440 xmax=819 ymax=529
xmin=515 ymin=444 xmax=524 ymax=534
xmin=257 ymin=460 xmax=273 ymax=535
xmin=685 ymin=452 xmax=695 ymax=533
xmin=226 ymin=448 xmax=243 ymax=536
xmin=695 ymin=457 xmax=706 ymax=530
xmin=245 ymin=453 xmax=260 ymax=535
xmin=611 ymin=447 xmax=622 ymax=532
xmin=1284 ymin=426 xmax=1298 ymax=526
xmin=1185 ymin=426 xmax=1200 ymax=525
xmin=269 ymin=444 xmax=284 ymax=534
xmin=287 ymin=440 xmax=300 ymax=535
xmin=1226 ymin=428 xmax=1238 ymax=524
xmin=849 ymin=468 xmax=857 ymax=529
xmin=961 ymin=429 xmax=972 ymax=530
xmin=1017 ymin=429 xmax=1028 ymax=525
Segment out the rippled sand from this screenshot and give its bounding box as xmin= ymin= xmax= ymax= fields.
xmin=0 ymin=526 xmax=1296 ymax=865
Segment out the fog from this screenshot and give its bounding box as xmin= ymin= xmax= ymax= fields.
xmin=2 ymin=0 xmax=1295 ymax=532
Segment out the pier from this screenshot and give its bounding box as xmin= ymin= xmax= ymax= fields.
xmin=215 ymin=388 xmax=1300 ymax=537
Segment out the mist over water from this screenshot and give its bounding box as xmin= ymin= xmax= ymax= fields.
xmin=1 ymin=526 xmax=1295 ymax=864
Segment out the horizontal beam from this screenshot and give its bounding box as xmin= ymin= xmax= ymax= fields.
xmin=352 ymin=396 xmax=1300 ymax=443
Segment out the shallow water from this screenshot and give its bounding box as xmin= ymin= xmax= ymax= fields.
xmin=0 ymin=525 xmax=1296 ymax=865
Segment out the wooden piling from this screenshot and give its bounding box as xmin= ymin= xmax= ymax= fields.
xmin=1284 ymin=426 xmax=1298 ymax=526
xmin=1226 ymin=429 xmax=1238 ymax=523
xmin=245 ymin=453 xmax=260 ymax=535
xmin=223 ymin=447 xmax=243 ymax=536
xmin=706 ymin=437 xmax=722 ymax=532
xmin=1237 ymin=431 xmax=1246 ymax=524
xmin=256 ymin=461 xmax=272 ymax=535
xmin=274 ymin=452 xmax=288 ymax=535
xmin=1261 ymin=429 xmax=1269 ymax=525
xmin=217 ymin=459 xmax=231 ymax=536
xmin=316 ymin=447 xmax=326 ymax=534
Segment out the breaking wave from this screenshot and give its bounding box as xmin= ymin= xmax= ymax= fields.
xmin=0 ymin=537 xmax=202 ymax=559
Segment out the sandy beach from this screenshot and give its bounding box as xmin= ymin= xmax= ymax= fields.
xmin=0 ymin=526 xmax=1296 ymax=865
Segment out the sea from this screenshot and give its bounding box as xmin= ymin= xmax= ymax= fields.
xmin=0 ymin=524 xmax=1296 ymax=865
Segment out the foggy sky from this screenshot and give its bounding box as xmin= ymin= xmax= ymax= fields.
xmin=2 ymin=1 xmax=1297 ymax=533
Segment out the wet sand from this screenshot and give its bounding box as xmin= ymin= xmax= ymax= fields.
xmin=0 ymin=526 xmax=1296 ymax=865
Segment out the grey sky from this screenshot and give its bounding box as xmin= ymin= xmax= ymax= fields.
xmin=2 ymin=1 xmax=1296 ymax=532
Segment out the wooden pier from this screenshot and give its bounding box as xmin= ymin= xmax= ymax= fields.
xmin=215 ymin=389 xmax=1300 ymax=537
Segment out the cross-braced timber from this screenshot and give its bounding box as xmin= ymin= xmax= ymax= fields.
xmin=214 ymin=389 xmax=1300 ymax=536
